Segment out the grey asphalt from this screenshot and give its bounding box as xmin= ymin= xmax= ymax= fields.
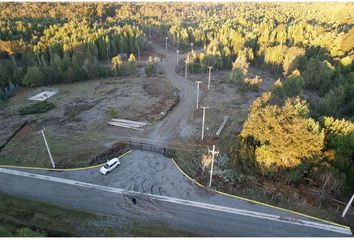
xmin=0 ymin=150 xmax=351 ymax=237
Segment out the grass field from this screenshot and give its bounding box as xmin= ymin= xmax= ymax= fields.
xmin=0 ymin=75 xmax=177 ymax=168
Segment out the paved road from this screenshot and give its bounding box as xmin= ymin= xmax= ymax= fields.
xmin=0 ymin=151 xmax=351 ymax=237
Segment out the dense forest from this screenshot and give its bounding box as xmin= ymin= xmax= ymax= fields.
xmin=0 ymin=3 xmax=353 ymax=197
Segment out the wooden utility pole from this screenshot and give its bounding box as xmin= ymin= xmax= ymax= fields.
xmin=195 ymin=81 xmax=202 ymax=109
xmin=41 ymin=128 xmax=55 ymax=169
xmin=208 ymin=145 xmax=219 ymax=187
xmin=176 ymin=50 xmax=180 ymax=67
xmin=165 ymin=36 xmax=168 ymax=51
xmin=201 ymin=106 xmax=209 ymax=141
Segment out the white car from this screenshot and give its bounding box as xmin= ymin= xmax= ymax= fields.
xmin=100 ymin=158 xmax=120 ymax=175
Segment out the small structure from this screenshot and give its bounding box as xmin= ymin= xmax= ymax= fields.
xmin=29 ymin=91 xmax=57 ymax=101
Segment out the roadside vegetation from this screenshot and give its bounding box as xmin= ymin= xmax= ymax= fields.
xmin=19 ymin=101 xmax=55 ymax=115
xmin=0 ymin=192 xmax=196 ymax=237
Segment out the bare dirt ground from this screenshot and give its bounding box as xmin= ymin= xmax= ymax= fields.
xmin=179 ymin=66 xmax=278 ymax=149
xmin=0 ymin=75 xmax=177 ymax=167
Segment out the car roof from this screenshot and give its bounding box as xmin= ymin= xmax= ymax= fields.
xmin=106 ymin=158 xmax=119 ymax=165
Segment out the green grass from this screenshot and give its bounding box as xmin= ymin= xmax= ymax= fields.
xmin=0 ymin=192 xmax=117 ymax=237
xmin=19 ymin=101 xmax=55 ymax=115
xmin=0 ymin=126 xmax=106 ymax=168
xmin=126 ymin=221 xmax=199 ymax=237
xmin=0 ymin=192 xmax=196 ymax=237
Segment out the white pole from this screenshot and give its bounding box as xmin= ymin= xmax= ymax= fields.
xmin=201 ymin=106 xmax=209 ymax=141
xmin=191 ymin=42 xmax=194 ymax=52
xmin=41 ymin=128 xmax=55 ymax=169
xmin=342 ymin=193 xmax=354 ymax=217
xmin=165 ymin=37 xmax=168 ymax=51
xmin=208 ymin=66 xmax=213 ymax=90
xmin=208 ymin=145 xmax=219 ymax=187
xmin=195 ymin=81 xmax=202 ymax=109
xmin=176 ymin=50 xmax=180 ymax=67
xmin=185 ymin=60 xmax=188 ymax=79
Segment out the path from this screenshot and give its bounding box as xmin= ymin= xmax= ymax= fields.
xmin=147 ymin=42 xmax=202 ymax=145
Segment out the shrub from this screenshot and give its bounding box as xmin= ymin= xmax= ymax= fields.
xmin=19 ymin=101 xmax=55 ymax=115
xmin=241 ymin=75 xmax=263 ymax=92
xmin=15 ymin=228 xmax=47 ymax=237
xmin=145 ymin=56 xmax=161 ymax=77
xmin=0 ymin=226 xmax=13 ymax=237
xmin=106 ymin=107 xmax=118 ymax=118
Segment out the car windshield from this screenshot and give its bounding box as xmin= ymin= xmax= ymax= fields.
xmin=104 ymin=163 xmax=110 ymax=169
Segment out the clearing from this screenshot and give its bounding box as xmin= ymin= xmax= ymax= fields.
xmin=0 ymin=75 xmax=177 ymax=167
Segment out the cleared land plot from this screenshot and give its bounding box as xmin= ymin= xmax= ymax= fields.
xmin=182 ymin=66 xmax=278 ymax=148
xmin=0 ymin=76 xmax=177 ymax=167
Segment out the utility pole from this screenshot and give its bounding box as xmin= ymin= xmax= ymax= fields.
xmin=149 ymin=25 xmax=152 ymax=39
xmin=185 ymin=60 xmax=188 ymax=79
xmin=176 ymin=50 xmax=180 ymax=67
xmin=191 ymin=42 xmax=194 ymax=52
xmin=207 ymin=66 xmax=213 ymax=90
xmin=165 ymin=36 xmax=168 ymax=51
xmin=342 ymin=193 xmax=354 ymax=217
xmin=195 ymin=81 xmax=202 ymax=109
xmin=201 ymin=106 xmax=209 ymax=140
xmin=208 ymin=145 xmax=219 ymax=187
xmin=41 ymin=128 xmax=55 ymax=169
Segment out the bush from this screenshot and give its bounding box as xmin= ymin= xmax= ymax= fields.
xmin=19 ymin=101 xmax=55 ymax=115
xmin=106 ymin=107 xmax=118 ymax=118
xmin=240 ymin=75 xmax=263 ymax=92
xmin=15 ymin=228 xmax=47 ymax=237
xmin=145 ymin=56 xmax=161 ymax=77
xmin=0 ymin=226 xmax=13 ymax=237
xmin=145 ymin=63 xmax=155 ymax=77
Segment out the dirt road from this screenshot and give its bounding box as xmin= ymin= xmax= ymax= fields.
xmin=147 ymin=43 xmax=201 ymax=146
